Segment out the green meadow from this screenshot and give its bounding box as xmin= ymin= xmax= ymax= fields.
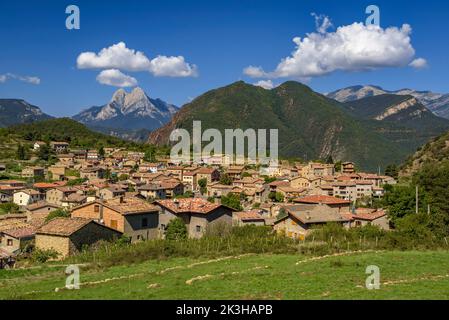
xmin=1 ymin=250 xmax=449 ymax=300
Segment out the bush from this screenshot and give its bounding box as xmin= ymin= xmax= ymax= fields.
xmin=31 ymin=249 xmax=59 ymax=263
xmin=45 ymin=209 xmax=70 ymax=222
xmin=165 ymin=218 xmax=188 ymax=240
xmin=0 ymin=203 xmax=20 ymax=214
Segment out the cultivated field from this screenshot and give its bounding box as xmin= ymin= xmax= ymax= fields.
xmin=1 ymin=250 xmax=449 ymax=300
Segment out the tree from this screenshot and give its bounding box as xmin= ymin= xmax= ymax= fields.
xmin=219 ymin=173 xmax=232 ymax=185
xmin=98 ymin=146 xmax=105 ymax=159
xmin=144 ymin=146 xmax=156 ymax=162
xmin=118 ymin=174 xmax=129 ymax=181
xmin=16 ymin=144 xmax=27 ymax=160
xmin=165 ymin=218 xmax=187 ymax=240
xmin=38 ymin=143 xmax=54 ymax=161
xmin=385 ymin=164 xmax=399 ymax=180
xmin=269 ymin=191 xmax=284 ymax=203
xmin=0 ymin=203 xmax=20 ymax=215
xmin=198 ymin=178 xmax=208 ymax=195
xmin=221 ymin=193 xmax=243 ymax=211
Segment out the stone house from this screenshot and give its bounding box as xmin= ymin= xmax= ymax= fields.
xmin=80 ymin=167 xmax=105 ymax=180
xmin=159 ymin=181 xmax=184 ymax=198
xmin=0 ymin=226 xmax=35 ymax=254
xmin=99 ymin=186 xmax=126 ymax=200
xmin=332 ymin=182 xmax=357 ymax=201
xmin=293 ymin=195 xmax=351 ymax=213
xmin=46 ymin=187 xmax=79 ymax=206
xmin=233 ymin=210 xmax=266 ymax=226
xmin=182 ymin=171 xmax=197 ymax=191
xmin=47 ymin=165 xmax=67 ymax=180
xmin=71 ymin=197 xmax=161 ymax=242
xmin=25 ymin=201 xmax=61 ymax=227
xmin=273 ymin=204 xmax=351 ymax=239
xmin=21 ymin=166 xmax=45 ymax=178
xmin=155 ymin=198 xmax=235 ymax=239
xmin=342 ymin=208 xmax=390 ymax=230
xmin=137 ymin=184 xmax=167 ymax=200
xmin=35 ymin=218 xmax=122 ymax=258
xmin=196 ymin=167 xmax=220 ymax=184
xmin=166 ymin=166 xmax=184 ymax=180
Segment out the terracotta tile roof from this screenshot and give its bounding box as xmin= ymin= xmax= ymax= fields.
xmin=63 ymin=193 xmax=87 ymax=203
xmin=293 ymin=195 xmax=351 ymax=205
xmin=26 ymin=201 xmax=61 ymax=211
xmin=196 ymin=167 xmax=217 ymax=174
xmin=156 ymin=198 xmax=224 ymax=214
xmin=2 ymin=226 xmax=36 ymax=239
xmin=37 ymin=218 xmax=92 ymax=236
xmin=102 ymin=197 xmax=160 ymax=215
xmin=15 ymin=189 xmax=41 ymax=196
xmin=0 ymin=217 xmax=29 ymax=233
xmin=234 ymin=210 xmax=265 ymax=221
xmin=343 ymin=209 xmax=387 ymax=221
xmin=281 ymin=204 xmax=351 ymax=224
xmin=268 ymin=180 xmax=290 ymax=187
xmin=33 ymin=182 xmax=67 ymax=189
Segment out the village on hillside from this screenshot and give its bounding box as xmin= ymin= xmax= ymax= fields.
xmin=0 ymin=140 xmax=397 ymax=268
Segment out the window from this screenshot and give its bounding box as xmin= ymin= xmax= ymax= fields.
xmin=7 ymin=239 xmax=13 ymax=246
xmin=94 ymin=205 xmax=100 ymax=213
xmin=110 ymin=220 xmax=118 ymax=230
xmin=196 ymin=225 xmax=202 ymax=233
xmin=142 ymin=218 xmax=148 ymax=228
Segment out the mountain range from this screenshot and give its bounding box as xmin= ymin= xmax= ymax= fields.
xmin=327 ymin=85 xmax=449 ymax=119
xmin=148 ymin=81 xmax=449 ymax=171
xmin=72 ymin=87 xmax=178 ymax=133
xmin=2 ymin=82 xmax=449 ymax=171
xmin=0 ymin=99 xmax=53 ymax=127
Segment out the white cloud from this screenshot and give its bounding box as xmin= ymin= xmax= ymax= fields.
xmin=77 ymin=42 xmax=198 ymax=77
xmin=254 ymin=80 xmax=275 ymax=90
xmin=96 ymin=69 xmax=138 ymax=87
xmin=77 ymin=42 xmax=151 ymax=71
xmin=0 ymin=73 xmax=40 ymax=85
xmin=409 ymin=58 xmax=428 ymax=69
xmin=311 ymin=13 xmax=333 ymax=34
xmin=149 ymin=55 xmax=198 ymax=77
xmin=244 ymin=16 xmax=423 ymax=79
xmin=243 ymin=66 xmax=267 ymax=78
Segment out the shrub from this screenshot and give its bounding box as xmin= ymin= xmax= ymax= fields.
xmin=165 ymin=218 xmax=188 ymax=240
xmin=45 ymin=209 xmax=70 ymax=222
xmin=31 ymin=249 xmax=59 ymax=263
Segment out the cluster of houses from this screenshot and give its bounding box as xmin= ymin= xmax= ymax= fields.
xmin=0 ymin=143 xmax=396 ymax=266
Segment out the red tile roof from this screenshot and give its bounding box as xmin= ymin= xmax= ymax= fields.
xmin=293 ymin=195 xmax=351 ymax=205
xmin=156 ymin=198 xmax=225 ymax=214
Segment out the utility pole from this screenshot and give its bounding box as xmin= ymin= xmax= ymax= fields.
xmin=416 ymin=185 xmax=419 ymax=214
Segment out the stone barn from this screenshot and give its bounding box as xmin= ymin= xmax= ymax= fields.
xmin=35 ymin=218 xmax=122 ymax=258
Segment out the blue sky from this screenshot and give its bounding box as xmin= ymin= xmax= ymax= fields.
xmin=0 ymin=0 xmax=448 ymax=117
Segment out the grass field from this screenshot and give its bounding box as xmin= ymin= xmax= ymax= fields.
xmin=1 ymin=250 xmax=449 ymax=300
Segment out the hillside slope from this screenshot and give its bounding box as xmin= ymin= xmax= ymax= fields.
xmin=342 ymin=94 xmax=449 ymax=152
xmin=7 ymin=118 xmax=141 ymax=149
xmin=0 ymin=99 xmax=52 ymax=127
xmin=400 ymin=130 xmax=449 ymax=177
xmin=149 ymin=81 xmax=411 ymax=171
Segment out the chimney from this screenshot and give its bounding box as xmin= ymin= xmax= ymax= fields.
xmin=173 ymin=198 xmax=180 ymax=210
